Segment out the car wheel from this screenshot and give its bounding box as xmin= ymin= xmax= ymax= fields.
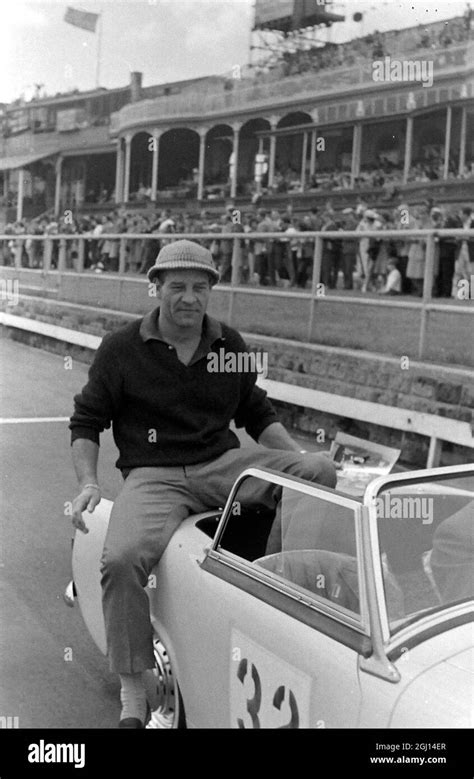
xmin=144 ymin=637 xmax=186 ymax=729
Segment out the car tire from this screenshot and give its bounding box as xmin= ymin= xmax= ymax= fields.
xmin=144 ymin=637 xmax=186 ymax=729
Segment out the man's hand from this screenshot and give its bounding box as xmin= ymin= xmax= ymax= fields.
xmin=71 ymin=486 xmax=101 ymax=534
xmin=320 ymin=450 xmax=342 ymax=470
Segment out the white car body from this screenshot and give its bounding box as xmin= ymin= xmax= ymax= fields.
xmin=70 ymin=463 xmax=474 ymax=729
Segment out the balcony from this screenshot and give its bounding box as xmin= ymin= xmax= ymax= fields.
xmin=110 ymin=41 xmax=473 ymax=135
xmin=0 ymin=124 xmax=115 ymax=162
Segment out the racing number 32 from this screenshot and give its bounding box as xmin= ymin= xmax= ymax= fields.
xmin=236 ymin=658 xmax=300 ymax=729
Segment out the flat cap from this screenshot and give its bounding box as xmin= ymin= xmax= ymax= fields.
xmin=147 ymin=239 xmax=220 ymax=284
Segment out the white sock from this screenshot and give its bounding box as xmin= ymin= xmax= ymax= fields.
xmin=119 ymin=672 xmax=148 ymax=723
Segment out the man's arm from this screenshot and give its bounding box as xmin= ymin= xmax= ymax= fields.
xmin=69 ymin=333 xmax=121 ymax=533
xmin=233 ymin=358 xmax=279 ymax=441
xmin=233 ymin=340 xmax=338 ymax=483
xmin=258 ymin=421 xmax=338 ymax=489
xmin=71 ymin=439 xmax=101 ymax=534
xmin=72 ymin=438 xmax=100 ymax=488
xmin=258 ymin=421 xmax=302 ymax=452
xmin=69 ymin=332 xmax=121 ymax=443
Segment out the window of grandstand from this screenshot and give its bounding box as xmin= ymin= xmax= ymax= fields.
xmin=57 ymin=108 xmax=88 ymax=132
xmin=6 ymin=109 xmax=29 ymax=135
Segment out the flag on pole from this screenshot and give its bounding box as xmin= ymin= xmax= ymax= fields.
xmin=64 ymin=6 xmax=99 ymax=32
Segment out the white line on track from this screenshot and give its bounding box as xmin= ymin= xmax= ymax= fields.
xmin=0 ymin=417 xmax=69 ymax=424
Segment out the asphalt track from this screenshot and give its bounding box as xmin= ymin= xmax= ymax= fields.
xmin=0 ymin=335 xmax=320 ymax=729
xmin=0 ymin=336 xmax=124 ymax=728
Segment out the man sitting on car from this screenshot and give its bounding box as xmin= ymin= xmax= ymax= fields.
xmin=69 ymin=239 xmax=337 ymax=728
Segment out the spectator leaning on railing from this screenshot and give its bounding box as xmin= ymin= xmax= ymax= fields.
xmin=406 ymin=205 xmax=430 ymax=296
xmin=320 ymin=210 xmax=340 ymax=290
xmin=356 ymin=209 xmax=380 ymax=293
xmin=340 ymin=209 xmax=359 ymax=290
xmin=253 ymin=209 xmax=272 ymax=286
xmin=394 ymin=203 xmax=412 ymax=294
xmin=297 ymin=215 xmax=315 ymax=289
xmin=436 ymin=207 xmax=462 ymax=298
xmin=452 ymin=206 xmax=474 ymax=296
xmin=280 ymin=215 xmax=299 ymax=287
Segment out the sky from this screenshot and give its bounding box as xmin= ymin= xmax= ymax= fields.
xmin=0 ymin=0 xmax=469 ymax=103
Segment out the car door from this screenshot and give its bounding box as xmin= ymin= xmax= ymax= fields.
xmin=192 ymin=467 xmax=372 ymax=728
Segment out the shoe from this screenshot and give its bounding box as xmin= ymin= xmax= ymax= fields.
xmin=118 ymin=702 xmax=150 ymax=729
xmin=119 ymin=717 xmax=144 ymax=729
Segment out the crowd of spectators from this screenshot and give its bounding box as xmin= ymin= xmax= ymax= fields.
xmin=416 ymin=12 xmax=472 ymax=49
xmin=225 ymin=201 xmax=473 ymax=298
xmin=270 ymin=165 xmax=397 ymax=195
xmin=279 ymin=31 xmax=387 ymax=79
xmin=259 ymin=12 xmax=473 ymax=82
xmin=1 ymin=198 xmax=472 ymax=299
xmin=260 ymin=150 xmax=473 ymax=200
xmin=408 ymin=156 xmax=474 ymax=184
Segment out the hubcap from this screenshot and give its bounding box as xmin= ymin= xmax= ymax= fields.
xmin=145 ymin=638 xmax=180 ymax=729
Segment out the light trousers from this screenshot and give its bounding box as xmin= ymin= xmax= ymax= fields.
xmin=100 ymin=447 xmax=336 ymax=673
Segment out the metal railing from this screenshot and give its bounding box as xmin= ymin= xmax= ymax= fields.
xmin=0 ymin=228 xmax=473 ymax=360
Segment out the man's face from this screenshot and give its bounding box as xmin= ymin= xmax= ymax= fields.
xmin=157 ymin=270 xmax=212 ymax=330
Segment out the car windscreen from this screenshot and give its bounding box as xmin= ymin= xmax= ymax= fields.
xmin=375 ymin=472 xmax=474 ymax=633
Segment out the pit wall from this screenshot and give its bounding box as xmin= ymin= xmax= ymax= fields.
xmin=245 ymin=334 xmax=474 ymax=467
xmin=1 ymin=294 xmax=473 ymax=469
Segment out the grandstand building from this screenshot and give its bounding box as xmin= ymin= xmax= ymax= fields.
xmin=0 ymin=14 xmax=473 ymax=225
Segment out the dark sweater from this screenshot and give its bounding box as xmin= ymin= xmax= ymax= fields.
xmin=69 ymin=308 xmax=277 ymax=470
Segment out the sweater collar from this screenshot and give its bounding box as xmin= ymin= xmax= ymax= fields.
xmin=140 ymin=307 xmax=223 ymax=347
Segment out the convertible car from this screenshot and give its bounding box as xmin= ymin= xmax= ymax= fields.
xmin=66 ymin=462 xmax=474 ymax=729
